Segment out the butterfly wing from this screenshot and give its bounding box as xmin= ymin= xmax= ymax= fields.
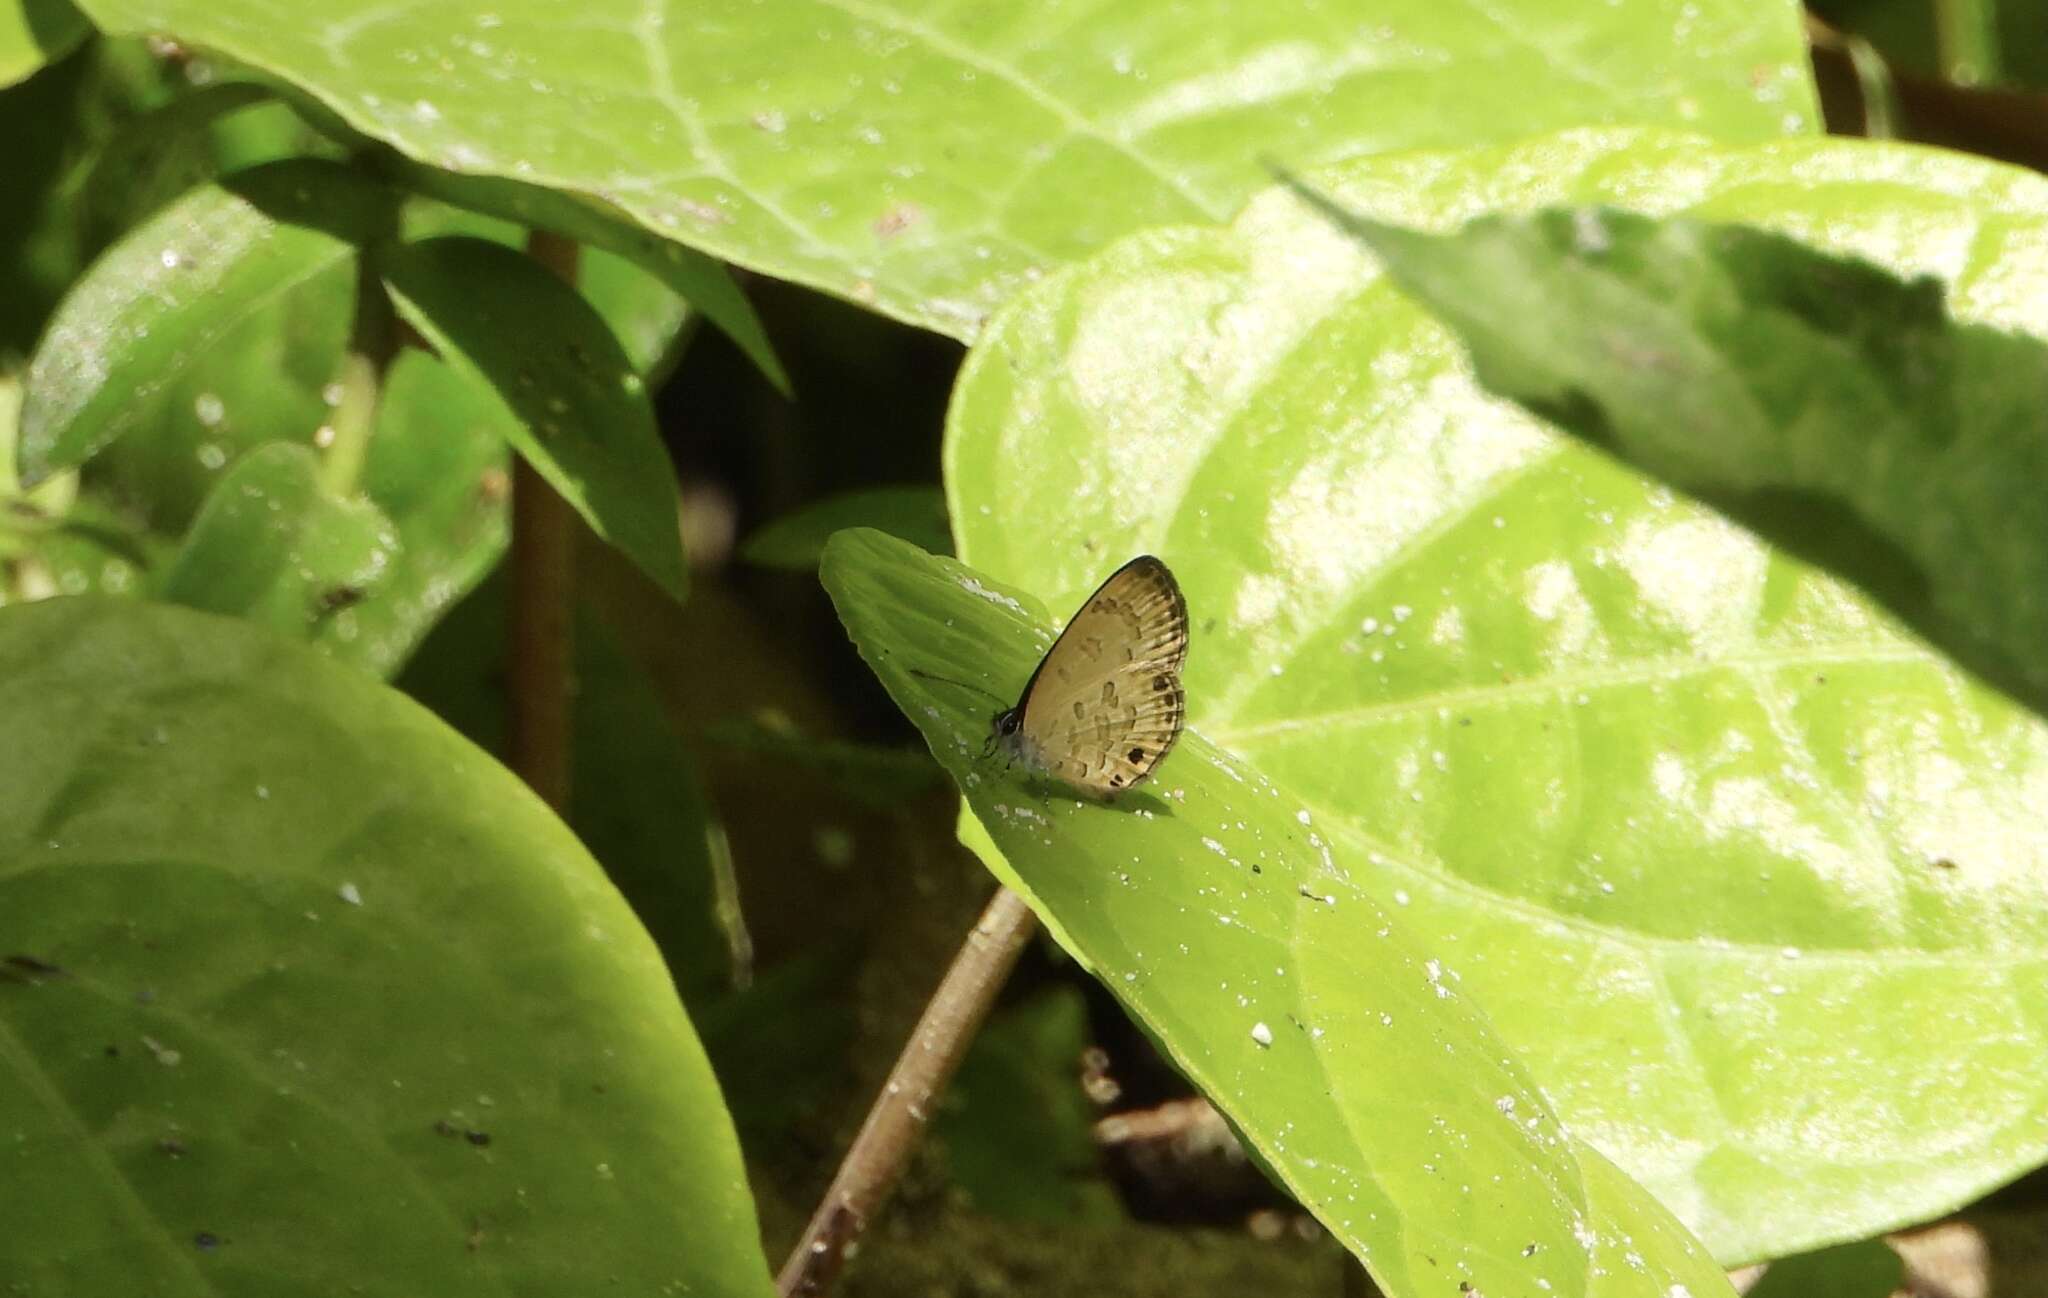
xmin=1013 ymin=556 xmax=1188 ymax=798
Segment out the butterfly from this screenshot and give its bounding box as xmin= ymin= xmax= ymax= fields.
xmin=987 ymin=556 xmax=1189 ymax=800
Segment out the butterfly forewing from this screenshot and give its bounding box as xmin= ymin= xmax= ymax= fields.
xmin=1011 ymin=556 xmax=1188 ymax=798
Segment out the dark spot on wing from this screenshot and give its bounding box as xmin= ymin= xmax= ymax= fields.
xmin=1127 ymin=747 xmax=1145 ymax=763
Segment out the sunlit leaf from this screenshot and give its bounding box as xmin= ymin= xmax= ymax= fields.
xmin=70 ymin=0 xmax=1814 ymax=337
xmin=1293 ymin=190 xmax=2048 ymax=723
xmin=824 ymin=528 xmax=1732 ymax=1298
xmin=945 ymin=126 xmax=2048 ymax=1262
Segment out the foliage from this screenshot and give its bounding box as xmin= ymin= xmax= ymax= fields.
xmin=2 ymin=0 xmax=2042 ymax=1294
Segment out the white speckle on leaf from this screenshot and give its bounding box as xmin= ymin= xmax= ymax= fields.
xmin=958 ymin=577 xmax=1024 ymax=612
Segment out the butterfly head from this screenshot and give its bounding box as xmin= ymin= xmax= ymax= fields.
xmin=986 ymin=708 xmax=1024 ymax=763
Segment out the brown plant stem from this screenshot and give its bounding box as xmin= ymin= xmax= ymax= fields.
xmin=1807 ymin=13 xmax=2048 ymax=176
xmin=776 ymin=884 xmax=1039 ymax=1297
xmin=507 ymin=230 xmax=582 ymax=812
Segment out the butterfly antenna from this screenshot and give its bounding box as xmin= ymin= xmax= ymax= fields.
xmin=906 ymin=667 xmax=1008 ymax=706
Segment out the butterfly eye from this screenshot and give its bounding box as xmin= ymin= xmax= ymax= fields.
xmin=997 ymin=711 xmax=1022 ymax=736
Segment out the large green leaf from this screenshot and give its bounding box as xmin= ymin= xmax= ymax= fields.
xmin=0 ymin=596 xmax=772 ymax=1296
xmin=70 ymin=0 xmax=1815 ymax=338
xmin=1293 ymin=194 xmax=2048 ymax=724
xmin=944 ymin=127 xmax=2048 ymax=1263
xmin=382 ymin=235 xmax=689 ymax=602
xmin=823 ymin=529 xmax=1732 ymax=1298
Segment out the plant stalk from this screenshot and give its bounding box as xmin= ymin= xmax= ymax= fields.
xmin=507 ymin=230 xmax=582 ymax=812
xmin=776 ymin=884 xmax=1038 ymax=1296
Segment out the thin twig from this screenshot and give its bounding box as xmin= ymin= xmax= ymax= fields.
xmin=776 ymin=885 xmax=1039 ymax=1297
xmin=507 ymin=230 xmax=582 ymax=812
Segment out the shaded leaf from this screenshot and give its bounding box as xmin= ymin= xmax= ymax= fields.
xmin=822 ymin=528 xmax=1731 ymax=1298
xmin=387 ymin=161 xmax=785 ymax=393
xmin=157 ymin=440 xmax=397 ymax=640
xmin=0 ymin=595 xmax=773 ymax=1296
xmin=0 ymin=0 xmax=89 ymax=89
xmin=1746 ymin=1239 xmax=1904 ymax=1298
xmin=342 ymin=348 xmax=510 ymax=677
xmin=741 ymin=485 xmax=950 ymax=570
xmin=703 ymin=715 xmax=945 ymax=809
xmin=937 ymin=986 xmax=1122 ymax=1224
xmin=382 ymin=235 xmax=688 ymax=601
xmin=395 ymin=572 xmax=747 ymax=1001
xmin=573 ymin=614 xmax=750 ymax=1005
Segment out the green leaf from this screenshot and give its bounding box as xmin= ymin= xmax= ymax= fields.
xmin=0 ymin=36 xmax=199 ymax=353
xmin=2 ymin=380 xmax=158 ymax=604
xmin=390 ymin=189 xmax=698 ymax=384
xmin=704 ymin=717 xmax=944 ymax=810
xmin=936 ymin=987 xmax=1121 ymax=1224
xmin=821 ymin=528 xmax=1732 ymax=1298
xmin=63 ymin=82 xmax=311 ymax=262
xmin=571 ymin=613 xmax=749 ymax=1006
xmin=382 ymin=235 xmax=689 ymax=602
xmin=394 ymin=573 xmax=747 ymax=1002
xmin=1295 ymin=194 xmax=2048 ymax=726
xmin=0 ymin=596 xmax=773 ymax=1296
xmin=343 ymin=348 xmax=510 ymax=677
xmin=69 ymin=0 xmax=1815 ymax=339
xmin=578 ymin=247 xmax=694 ymax=381
xmin=0 ymin=0 xmax=90 ymax=89
xmin=17 ymin=151 xmax=508 ymax=675
xmin=740 ymin=485 xmax=950 ymax=570
xmin=1745 ymin=1239 xmax=1904 ymax=1298
xmin=944 ymin=126 xmax=2048 ymax=1263
xmin=20 ymin=157 xmax=397 ymax=483
xmin=385 ymin=162 xmax=786 ymax=393
xmin=157 ymin=441 xmax=398 ymax=640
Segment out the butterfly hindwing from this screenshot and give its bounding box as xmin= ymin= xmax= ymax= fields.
xmin=1011 ymin=556 xmax=1188 ymax=798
